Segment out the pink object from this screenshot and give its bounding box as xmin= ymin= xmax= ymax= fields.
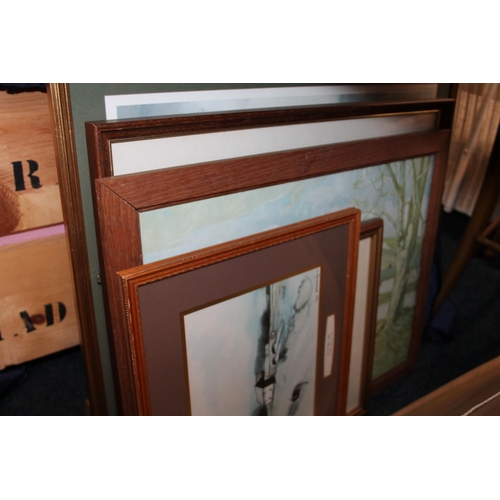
xmin=0 ymin=224 xmax=66 ymax=247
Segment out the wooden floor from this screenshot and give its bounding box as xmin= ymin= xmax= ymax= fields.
xmin=394 ymin=355 xmax=500 ymax=416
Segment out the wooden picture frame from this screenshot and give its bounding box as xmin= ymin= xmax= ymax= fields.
xmin=86 ymin=99 xmax=453 ymax=179
xmin=346 ymin=218 xmax=383 ymax=416
xmin=118 ymin=209 xmax=360 ymax=416
xmin=93 ymin=129 xmax=449 ymax=415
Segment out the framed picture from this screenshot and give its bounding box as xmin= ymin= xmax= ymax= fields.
xmin=117 ymin=209 xmax=360 ymax=415
xmin=346 ymin=219 xmax=383 ymax=416
xmin=93 ymin=130 xmax=449 ymax=415
xmin=87 ymin=102 xmax=452 ymax=414
xmin=86 ymin=99 xmax=453 ymax=178
xmin=103 ymin=84 xmax=440 ymax=119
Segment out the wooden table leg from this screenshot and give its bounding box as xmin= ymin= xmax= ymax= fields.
xmin=434 ymin=123 xmax=500 ymax=315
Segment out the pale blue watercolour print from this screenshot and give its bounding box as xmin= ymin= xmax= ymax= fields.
xmin=105 ymin=85 xmax=438 ymax=119
xmin=140 ymin=156 xmax=435 ymax=379
xmin=183 ymin=267 xmax=320 ymax=416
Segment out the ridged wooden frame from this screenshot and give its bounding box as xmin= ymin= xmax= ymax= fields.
xmin=118 ymin=209 xmax=360 ymax=416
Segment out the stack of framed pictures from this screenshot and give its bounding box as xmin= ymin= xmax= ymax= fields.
xmin=86 ymin=100 xmax=453 ymax=415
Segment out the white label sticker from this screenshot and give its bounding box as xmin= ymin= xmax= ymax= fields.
xmin=324 ymin=314 xmax=335 ymax=377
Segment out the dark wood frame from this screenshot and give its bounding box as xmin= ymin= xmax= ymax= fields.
xmin=94 ymin=129 xmax=449 ymax=415
xmin=118 ymin=209 xmax=360 ymax=416
xmin=346 ymin=218 xmax=383 ymax=416
xmin=86 ymin=99 xmax=454 ymax=180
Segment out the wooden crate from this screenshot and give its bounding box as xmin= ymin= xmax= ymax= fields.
xmin=0 ymin=89 xmax=80 ymax=368
xmin=0 ymin=233 xmax=80 ymax=369
xmin=0 ymin=91 xmax=63 ymax=236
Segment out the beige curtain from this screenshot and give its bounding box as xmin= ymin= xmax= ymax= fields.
xmin=443 ymin=83 xmax=500 ymax=215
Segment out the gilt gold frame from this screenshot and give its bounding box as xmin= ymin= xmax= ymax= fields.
xmin=47 ymin=84 xmax=107 ymax=415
